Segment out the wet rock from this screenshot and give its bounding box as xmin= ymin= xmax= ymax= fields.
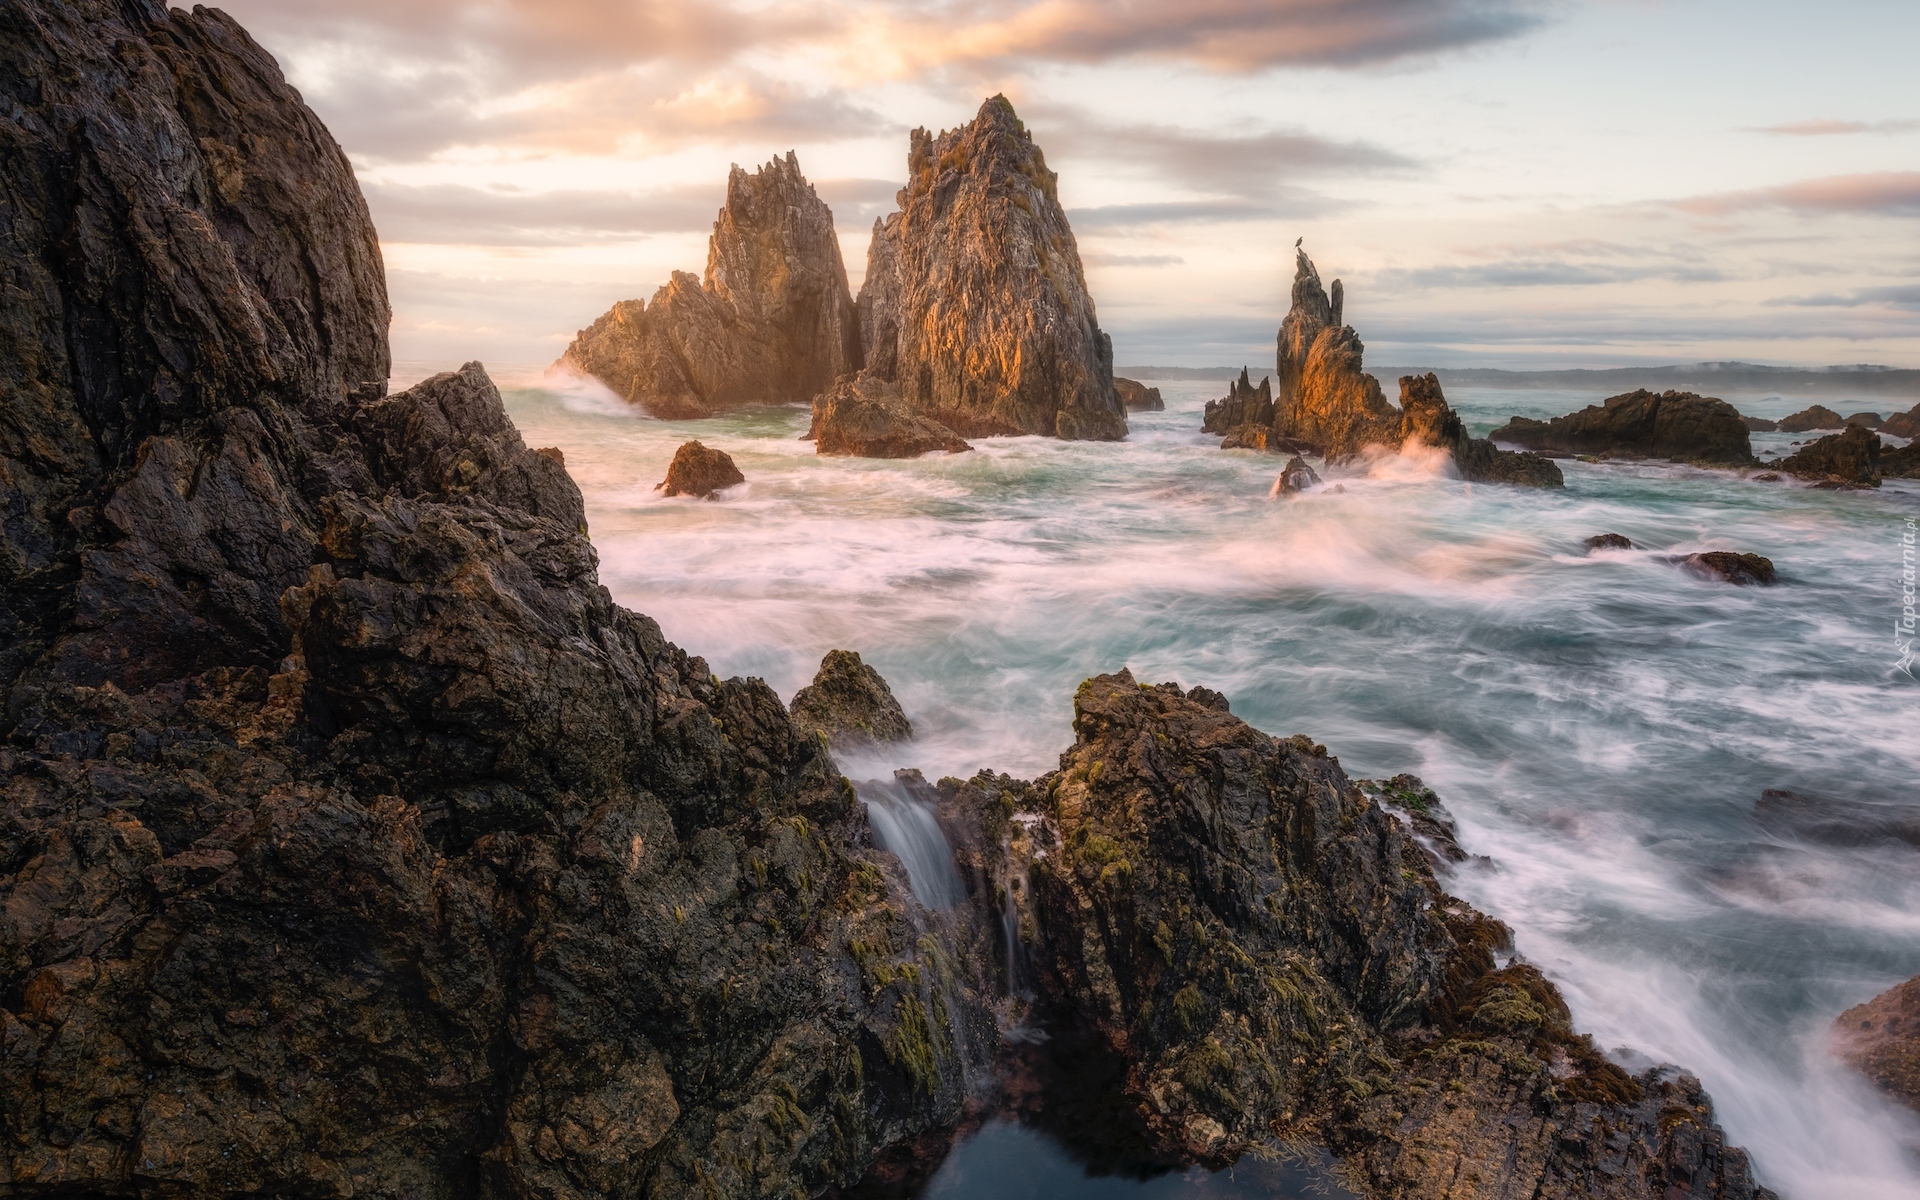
xmin=790 ymin=649 xmax=914 ymax=749
xmin=807 ymin=374 xmax=972 ymax=458
xmin=950 ymin=672 xmax=1774 ymax=1199
xmin=1881 ymin=441 xmax=1920 ymax=479
xmin=0 ymin=5 xmax=973 ymax=1194
xmin=655 ymin=440 xmax=746 ymax=498
xmin=1203 ymin=369 xmax=1277 ymax=437
xmin=1359 ymin=774 xmax=1472 ymax=868
xmin=1679 ymin=551 xmax=1778 ymax=585
xmin=559 ymin=153 xmax=861 ymax=417
xmin=1882 ymin=403 xmax=1920 ymax=439
xmin=1743 ymin=415 xmax=1779 ymax=432
xmin=1833 ymin=975 xmax=1920 ymax=1112
xmin=1115 ymin=377 xmax=1165 ymax=411
xmin=1401 ymin=373 xmax=1565 ymax=487
xmin=1586 ymin=533 xmax=1634 ymax=551
xmin=1778 ymin=404 xmax=1844 ymax=433
xmin=1489 ymin=390 xmax=1754 ymax=464
xmin=1779 ymin=424 xmax=1881 ymax=487
xmin=857 ymin=96 xmax=1127 ymax=442
xmin=1754 ymin=471 xmax=1782 ymax=481
xmin=1845 ymin=411 xmax=1885 ymax=429
xmin=1273 ymin=456 xmax=1322 ymax=495
xmin=1755 ymin=789 xmax=1920 ymax=851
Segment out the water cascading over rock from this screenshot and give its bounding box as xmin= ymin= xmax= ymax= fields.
xmin=854 ymin=96 xmax=1128 ymax=442
xmin=559 ymin=152 xmax=862 ymax=417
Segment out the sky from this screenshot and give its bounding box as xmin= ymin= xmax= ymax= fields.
xmin=218 ymin=0 xmax=1920 ymax=372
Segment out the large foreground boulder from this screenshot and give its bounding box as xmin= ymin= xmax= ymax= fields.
xmin=856 ymin=96 xmax=1127 ymax=441
xmin=807 ymin=374 xmax=972 ymax=458
xmin=1489 ymin=390 xmax=1753 ymax=464
xmin=936 ymin=673 xmax=1775 ymax=1198
xmin=558 ymin=153 xmax=861 ymax=417
xmin=1779 ymin=424 xmax=1881 ymax=487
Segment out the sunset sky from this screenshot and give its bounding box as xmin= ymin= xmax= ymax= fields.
xmin=220 ymin=0 xmax=1920 ymax=372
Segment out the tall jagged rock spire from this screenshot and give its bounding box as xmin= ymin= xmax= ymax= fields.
xmin=1272 ymin=247 xmax=1398 ymax=459
xmin=559 ymin=152 xmax=860 ymax=416
xmin=856 ymin=96 xmax=1127 ymax=441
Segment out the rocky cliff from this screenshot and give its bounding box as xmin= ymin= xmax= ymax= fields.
xmin=0 ymin=5 xmax=968 ymax=1195
xmin=935 ymin=674 xmax=1774 ymax=1199
xmin=855 ymin=97 xmax=1128 ymax=442
xmin=559 ymin=153 xmax=861 ymax=418
xmin=1489 ymin=390 xmax=1754 ymax=465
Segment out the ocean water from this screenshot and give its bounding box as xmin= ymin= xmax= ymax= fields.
xmin=483 ymin=367 xmax=1920 ymax=1199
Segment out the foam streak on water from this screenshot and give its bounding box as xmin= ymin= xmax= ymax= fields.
xmin=504 ymin=371 xmax=1920 ymax=1198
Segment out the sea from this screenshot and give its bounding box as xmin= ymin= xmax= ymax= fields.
xmin=410 ymin=363 xmax=1920 ymax=1200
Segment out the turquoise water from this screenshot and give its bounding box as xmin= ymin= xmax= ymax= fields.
xmin=486 ymin=367 xmax=1920 ymax=1199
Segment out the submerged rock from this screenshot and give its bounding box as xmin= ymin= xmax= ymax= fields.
xmin=1586 ymin=533 xmax=1634 ymax=551
xmin=1115 ymin=377 xmax=1165 ymax=411
xmin=656 ymin=439 xmax=746 ymax=498
xmin=1489 ymin=389 xmax=1753 ymax=464
xmin=789 ymin=649 xmax=914 ymax=749
xmin=1743 ymin=415 xmax=1780 ymax=432
xmin=807 ymin=373 xmax=972 ymax=458
xmin=1755 ymin=789 xmax=1920 ymax=851
xmin=1779 ymin=424 xmax=1881 ymax=487
xmin=1778 ymin=404 xmax=1844 ymax=433
xmin=1834 ymin=976 xmax=1920 ymax=1112
xmin=1679 ymin=551 xmax=1778 ymax=585
xmin=1273 ymin=455 xmax=1322 ymax=495
xmin=559 ymin=153 xmax=861 ymax=417
xmin=939 ymin=673 xmax=1775 ymax=1198
xmin=857 ymin=96 xmax=1127 ymax=441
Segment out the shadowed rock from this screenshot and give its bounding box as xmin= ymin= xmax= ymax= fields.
xmin=1586 ymin=533 xmax=1634 ymax=551
xmin=1834 ymin=976 xmax=1920 ymax=1112
xmin=1272 ymin=250 xmax=1399 ymax=460
xmin=1779 ymin=424 xmax=1881 ymax=487
xmin=1203 ymin=368 xmax=1276 ymax=438
xmin=1882 ymin=403 xmax=1920 ymax=439
xmin=807 ymin=374 xmax=972 ymax=458
xmin=1489 ymin=390 xmax=1753 ymax=464
xmin=1742 ymin=415 xmax=1779 ymax=431
xmin=1114 ymin=377 xmax=1165 ymax=411
xmin=655 ymin=440 xmax=746 ymax=498
xmin=857 ymin=96 xmax=1127 ymax=442
xmin=1678 ymin=551 xmax=1777 ymax=585
xmin=1845 ymin=412 xmax=1884 ymax=430
xmin=935 ymin=673 xmax=1776 ymax=1198
xmin=1778 ymin=404 xmax=1844 ymax=433
xmin=1273 ymin=455 xmax=1321 ymax=495
xmin=559 ymin=153 xmax=861 ymax=417
xmin=1881 ymin=440 xmax=1920 ymax=479
xmin=1401 ymin=373 xmax=1564 ymax=486
xmin=789 ymin=650 xmax=913 ymax=749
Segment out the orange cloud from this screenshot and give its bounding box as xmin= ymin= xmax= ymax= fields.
xmin=1679 ymin=172 xmax=1920 ymax=217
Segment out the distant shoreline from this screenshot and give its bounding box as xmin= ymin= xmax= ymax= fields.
xmin=1118 ymin=362 xmax=1920 ymax=397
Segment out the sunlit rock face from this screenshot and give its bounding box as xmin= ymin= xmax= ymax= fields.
xmin=560 ymin=152 xmax=861 ymax=417
xmin=857 ymin=96 xmax=1129 ymax=442
xmin=1273 ymin=250 xmax=1400 ymax=461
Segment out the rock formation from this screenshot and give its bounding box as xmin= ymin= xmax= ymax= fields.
xmin=1743 ymin=415 xmax=1779 ymax=432
xmin=1779 ymin=425 xmax=1881 ymax=487
xmin=933 ymin=673 xmax=1775 ymax=1199
xmin=807 ymin=374 xmax=973 ymax=458
xmin=1114 ymin=377 xmax=1165 ymax=411
xmin=1881 ymin=440 xmax=1920 ymax=478
xmin=1778 ymin=404 xmax=1844 ymax=433
xmin=1274 ymin=456 xmax=1321 ymax=495
xmin=1587 ymin=533 xmax=1634 ymax=551
xmin=1845 ymin=411 xmax=1884 ymax=429
xmin=1678 ymin=551 xmax=1778 ymax=586
xmin=854 ymin=97 xmax=1128 ymax=442
xmin=558 ymin=154 xmax=861 ymax=418
xmin=1834 ymin=976 xmax=1920 ymax=1112
xmin=1489 ymin=390 xmax=1754 ymax=464
xmin=790 ymin=650 xmax=914 ymax=750
xmin=1205 ymin=258 xmax=1559 ymax=485
xmin=656 ymin=440 xmax=746 ymax=498
xmin=0 ymin=5 xmax=970 ymax=1194
xmin=1882 ymin=402 xmax=1920 ymax=439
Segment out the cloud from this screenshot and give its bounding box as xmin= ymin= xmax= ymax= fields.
xmin=1678 ymin=172 xmax=1920 ymax=217
xmin=1373 ymin=260 xmax=1729 ymax=288
xmin=1082 ymin=252 xmax=1185 ymax=266
xmin=1745 ymin=119 xmax=1920 ymax=136
xmin=363 ymin=181 xmax=726 ymax=244
xmin=1765 ymin=286 xmax=1920 ymax=312
xmin=1068 ymin=199 xmax=1300 ymax=228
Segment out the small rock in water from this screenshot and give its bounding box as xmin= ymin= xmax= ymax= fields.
xmin=808 ymin=373 xmax=971 ymax=458
xmin=655 ymin=440 xmax=745 ymax=498
xmin=1113 ymin=377 xmax=1165 ymax=411
xmin=1832 ymin=975 xmax=1920 ymax=1113
xmin=1778 ymin=424 xmax=1880 ymax=488
xmin=1678 ymin=551 xmax=1777 ymax=586
xmin=1753 ymin=471 xmax=1781 ymax=481
xmin=1742 ymin=415 xmax=1779 ymax=432
xmin=1585 ymin=533 xmax=1633 ymax=552
xmin=1272 ymin=455 xmax=1322 ymax=496
xmin=1778 ymin=404 xmax=1844 ymax=433
xmin=790 ymin=649 xmax=913 ymax=749
xmin=1845 ymin=411 xmax=1884 ymax=430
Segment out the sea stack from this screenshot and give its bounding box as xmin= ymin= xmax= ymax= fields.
xmin=855 ymin=96 xmax=1128 ymax=441
xmin=559 ymin=153 xmax=861 ymax=417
